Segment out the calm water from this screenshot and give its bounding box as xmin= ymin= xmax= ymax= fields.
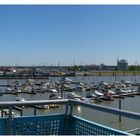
xmin=0 ymin=75 xmax=140 ymax=132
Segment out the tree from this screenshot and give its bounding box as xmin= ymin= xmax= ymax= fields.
xmin=67 ymin=65 xmax=79 ymax=71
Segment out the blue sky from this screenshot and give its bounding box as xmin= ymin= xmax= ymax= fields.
xmin=0 ymin=5 xmax=140 ymax=66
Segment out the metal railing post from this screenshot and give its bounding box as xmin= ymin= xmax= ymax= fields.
xmin=65 ymin=103 xmax=69 ymax=116
xmin=67 ymin=101 xmax=74 ymax=135
xmin=64 ymin=102 xmax=70 ymax=135
xmin=69 ymin=103 xmax=73 ymax=116
xmin=64 ymin=100 xmax=74 ymax=116
xmin=1 ymin=107 xmax=3 ymax=117
xmin=64 ymin=101 xmax=74 ymax=135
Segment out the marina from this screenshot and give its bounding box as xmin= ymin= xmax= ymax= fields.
xmin=0 ymin=75 xmax=140 ymax=134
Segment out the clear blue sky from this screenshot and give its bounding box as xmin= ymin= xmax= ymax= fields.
xmin=0 ymin=5 xmax=140 ymax=66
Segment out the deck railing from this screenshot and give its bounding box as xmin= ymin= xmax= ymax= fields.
xmin=0 ymin=99 xmax=139 ymax=135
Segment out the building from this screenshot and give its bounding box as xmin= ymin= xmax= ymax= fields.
xmin=79 ymin=65 xmax=99 ymax=71
xmin=117 ymin=59 xmax=128 ymax=70
xmin=102 ymin=65 xmax=117 ymax=71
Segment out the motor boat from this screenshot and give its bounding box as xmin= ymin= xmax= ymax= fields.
xmin=90 ymin=82 xmax=99 ymax=90
xmin=121 ymin=80 xmax=133 ymax=87
xmin=86 ymin=92 xmax=97 ymax=98
xmin=93 ymin=90 xmax=104 ymax=96
xmin=61 ymin=77 xmax=73 ymax=83
xmin=99 ymin=94 xmax=114 ymax=101
xmin=99 ymin=81 xmax=112 ymax=89
xmin=49 ymin=93 xmax=61 ymax=99
xmin=33 ymin=105 xmax=49 ymax=109
xmin=16 ymin=97 xmax=25 ymax=102
xmin=67 ymin=92 xmax=81 ymax=99
xmin=115 ymin=88 xmax=128 ymax=94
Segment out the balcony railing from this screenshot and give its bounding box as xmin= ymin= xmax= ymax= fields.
xmin=0 ymin=99 xmax=139 ymax=135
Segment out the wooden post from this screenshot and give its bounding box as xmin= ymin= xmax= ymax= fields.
xmin=119 ymin=100 xmax=122 ymax=122
xmin=61 ymin=83 xmax=63 ymax=99
xmin=99 ymin=71 xmax=101 ymax=76
xmin=34 ymin=108 xmax=36 ymax=116
xmin=20 ymin=107 xmax=23 ymax=116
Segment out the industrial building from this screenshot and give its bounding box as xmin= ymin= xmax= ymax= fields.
xmin=117 ymin=59 xmax=128 ymax=70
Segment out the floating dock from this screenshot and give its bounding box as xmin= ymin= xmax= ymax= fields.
xmin=112 ymin=92 xmax=140 ymax=99
xmin=32 ymin=104 xmax=59 ymax=109
xmin=112 ymin=95 xmax=125 ymax=99
xmin=13 ymin=106 xmax=23 ymax=111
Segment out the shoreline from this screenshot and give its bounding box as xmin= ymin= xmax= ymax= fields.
xmin=0 ymin=71 xmax=140 ymax=79
xmin=76 ymin=71 xmax=140 ymax=76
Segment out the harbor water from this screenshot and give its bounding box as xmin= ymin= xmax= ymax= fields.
xmin=0 ymin=75 xmax=140 ymax=132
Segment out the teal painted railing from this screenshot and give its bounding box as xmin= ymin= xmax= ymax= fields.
xmin=0 ymin=99 xmax=139 ymax=135
xmin=0 ymin=114 xmax=130 ymax=135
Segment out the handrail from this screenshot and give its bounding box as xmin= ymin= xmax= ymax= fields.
xmin=70 ymin=99 xmax=140 ymax=120
xmin=0 ymin=99 xmax=69 ymax=107
xmin=126 ymin=128 xmax=140 ymax=133
xmin=0 ymin=99 xmax=140 ymax=121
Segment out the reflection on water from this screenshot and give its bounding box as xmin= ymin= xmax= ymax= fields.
xmin=76 ymin=106 xmax=82 ymax=114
